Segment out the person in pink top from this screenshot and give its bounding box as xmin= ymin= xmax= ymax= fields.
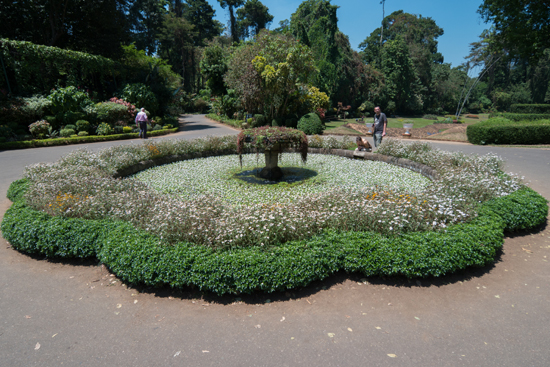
xmin=135 ymin=107 xmax=148 ymax=139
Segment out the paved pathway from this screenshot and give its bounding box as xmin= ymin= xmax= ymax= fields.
xmin=0 ymin=116 xmax=549 ymax=366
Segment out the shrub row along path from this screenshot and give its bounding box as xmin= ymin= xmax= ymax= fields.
xmin=0 ymin=114 xmax=549 ymax=367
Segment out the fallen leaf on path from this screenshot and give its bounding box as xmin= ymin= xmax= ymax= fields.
xmin=116 ymin=304 xmax=122 ymax=308
xmin=375 ymin=327 xmax=381 ymax=330
xmin=522 ymin=248 xmax=533 ymax=253
xmin=280 ymin=317 xmax=285 ymax=322
xmin=25 ymin=315 xmax=31 ymax=319
xmin=174 ymin=351 xmax=181 ymax=357
xmin=52 ymin=334 xmax=57 ymax=338
xmin=202 ymin=350 xmax=209 ymax=353
xmin=415 ymin=317 xmax=420 ymax=320
xmin=387 ymin=354 xmax=396 ymax=358
xmin=134 ymin=300 xmax=138 ymax=304
xmin=327 ymin=333 xmax=335 ymax=338
xmin=254 ymin=324 xmax=261 ymax=329
xmin=495 ymin=295 xmax=500 ymax=298
xmin=347 ymin=328 xmax=353 ymax=332
xmin=34 ymin=342 xmax=40 ymax=350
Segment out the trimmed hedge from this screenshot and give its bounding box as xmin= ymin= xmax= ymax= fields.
xmin=0 ymin=128 xmax=178 ymax=151
xmin=510 ymin=104 xmax=550 ymax=114
xmin=298 ymin=113 xmax=324 ymax=135
xmin=2 ymin=179 xmax=547 ymax=294
xmin=467 ymin=118 xmax=550 ymax=145
xmin=489 ymin=112 xmax=550 ymax=121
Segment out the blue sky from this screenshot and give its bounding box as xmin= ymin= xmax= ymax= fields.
xmin=206 ymin=0 xmax=490 ymax=70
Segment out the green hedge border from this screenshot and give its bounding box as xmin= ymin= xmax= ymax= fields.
xmin=467 ymin=122 xmax=550 ymax=145
xmin=2 ymin=153 xmax=548 ymax=295
xmin=0 ymin=128 xmax=178 ymax=151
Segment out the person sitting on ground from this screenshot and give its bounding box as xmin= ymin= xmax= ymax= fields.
xmin=355 ymin=136 xmax=372 ymax=152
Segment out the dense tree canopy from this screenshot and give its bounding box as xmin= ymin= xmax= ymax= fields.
xmin=0 ymin=0 xmax=131 ymax=59
xmin=478 ymin=0 xmax=550 ymax=61
xmin=236 ymin=0 xmax=274 ymax=40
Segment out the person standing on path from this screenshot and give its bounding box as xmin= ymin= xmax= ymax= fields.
xmin=373 ymin=106 xmax=387 ymax=148
xmin=135 ymin=108 xmax=148 ymax=139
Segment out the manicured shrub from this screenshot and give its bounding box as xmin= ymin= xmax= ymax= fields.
xmin=489 ymin=112 xmax=550 ymax=121
xmin=467 ymin=118 xmax=550 ymax=145
xmin=60 ymin=128 xmax=75 ymax=137
xmin=510 ymin=104 xmax=550 ymax=114
xmin=122 ymin=126 xmax=133 ymax=133
xmin=2 ymin=182 xmax=546 ymax=295
xmin=28 ymin=120 xmax=50 ymax=138
xmin=480 ymin=187 xmax=548 ymax=231
xmin=253 ymin=114 xmax=266 ymax=127
xmin=85 ymin=102 xmax=130 ymax=125
xmin=77 ymin=131 xmax=89 ymax=136
xmin=153 ymin=124 xmax=162 ymax=131
xmin=75 ymin=120 xmax=91 ymax=132
xmin=298 ymin=112 xmax=324 ymax=135
xmin=96 ymin=122 xmax=113 ymax=136
xmin=423 ymin=114 xmax=438 ymax=120
xmin=64 ymin=124 xmax=76 ymax=131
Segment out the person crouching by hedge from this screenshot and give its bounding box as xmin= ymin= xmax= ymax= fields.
xmin=355 ymin=136 xmax=372 ymax=152
xmin=135 ymin=108 xmax=148 ymax=139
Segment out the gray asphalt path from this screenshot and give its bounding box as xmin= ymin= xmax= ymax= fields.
xmin=1 ymin=117 xmax=549 ymax=366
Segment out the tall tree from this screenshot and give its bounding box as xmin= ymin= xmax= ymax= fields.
xmin=217 ymin=0 xmax=245 ymax=43
xmin=478 ymin=0 xmax=550 ymax=61
xmin=183 ymin=0 xmax=224 ymax=46
xmin=236 ymin=0 xmax=274 ymax=40
xmin=380 ymin=36 xmax=421 ymax=113
xmin=157 ymin=13 xmax=196 ymax=92
xmin=129 ymin=0 xmax=169 ymax=55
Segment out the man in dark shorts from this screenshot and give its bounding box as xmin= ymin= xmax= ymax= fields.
xmin=373 ymin=106 xmax=387 ymax=148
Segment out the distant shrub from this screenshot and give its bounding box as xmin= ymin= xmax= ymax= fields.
xmin=122 ymin=126 xmax=133 ymax=134
xmin=28 ymin=120 xmax=50 ymax=138
xmin=96 ymin=122 xmax=113 ymax=136
xmin=253 ymin=114 xmax=266 ymax=127
xmin=298 ymin=113 xmax=324 ymax=135
xmin=85 ymin=102 xmax=130 ymax=125
xmin=510 ymin=104 xmax=550 ymax=114
xmin=77 ymin=131 xmax=89 ymax=136
xmin=153 ymin=124 xmax=162 ymax=131
xmin=489 ymin=112 xmax=550 ymax=121
xmin=60 ymin=128 xmax=75 ymax=137
xmin=194 ymin=98 xmax=208 ymax=113
xmin=75 ymin=120 xmax=90 ymax=132
xmin=423 ymin=114 xmax=438 ymax=120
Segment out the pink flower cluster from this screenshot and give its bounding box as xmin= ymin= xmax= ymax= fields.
xmin=109 ymin=97 xmax=136 ymax=118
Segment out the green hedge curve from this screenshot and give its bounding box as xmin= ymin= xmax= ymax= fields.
xmin=2 ymin=167 xmax=548 ymax=295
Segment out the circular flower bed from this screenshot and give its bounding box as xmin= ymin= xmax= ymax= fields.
xmin=1 ymin=137 xmax=547 ymax=295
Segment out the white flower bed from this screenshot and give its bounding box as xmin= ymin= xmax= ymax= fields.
xmin=22 ymin=137 xmax=523 ymax=249
xmin=133 ymin=154 xmax=430 ymax=206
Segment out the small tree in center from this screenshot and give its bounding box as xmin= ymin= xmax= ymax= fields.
xmin=237 ymin=126 xmax=308 ymax=180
